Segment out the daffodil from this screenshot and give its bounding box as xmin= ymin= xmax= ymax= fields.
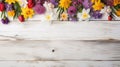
xmin=21 ymin=6 xmax=34 ymax=19
xmin=92 ymin=0 xmax=104 ymax=11
xmin=7 ymin=10 xmax=15 ymax=17
xmin=113 ymin=0 xmax=120 ymax=6
xmin=40 ymin=13 xmax=56 ymax=22
xmin=78 ymin=9 xmax=90 ymax=21
xmin=5 ymin=0 xmax=18 ymax=4
xmin=60 ymin=12 xmax=68 ymax=21
xmin=45 ymin=13 xmax=54 ymax=21
xmin=59 ymin=0 xmax=72 ymax=10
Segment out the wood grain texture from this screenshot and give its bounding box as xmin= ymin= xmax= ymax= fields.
xmin=0 ymin=61 xmax=119 ymax=67
xmin=0 ymin=40 xmax=119 ymax=61
xmin=0 ymin=21 xmax=119 ymax=67
xmin=0 ymin=21 xmax=119 ymax=40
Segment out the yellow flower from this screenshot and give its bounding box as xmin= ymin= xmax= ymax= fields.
xmin=115 ymin=10 xmax=120 ymax=17
xmin=82 ymin=13 xmax=89 ymax=19
xmin=113 ymin=0 xmax=120 ymax=6
xmin=78 ymin=9 xmax=90 ymax=21
xmin=21 ymin=7 xmax=34 ymax=19
xmin=46 ymin=15 xmax=51 ymax=21
xmin=5 ymin=0 xmax=18 ymax=4
xmin=92 ymin=0 xmax=104 ymax=11
xmin=59 ymin=0 xmax=72 ymax=10
xmin=91 ymin=0 xmax=96 ymax=3
xmin=7 ymin=10 xmax=15 ymax=17
xmin=60 ymin=12 xmax=68 ymax=21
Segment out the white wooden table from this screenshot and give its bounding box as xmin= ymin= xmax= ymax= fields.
xmin=0 ymin=20 xmax=120 ymax=67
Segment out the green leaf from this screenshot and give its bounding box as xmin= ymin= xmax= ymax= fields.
xmin=1 ymin=11 xmax=4 ymax=18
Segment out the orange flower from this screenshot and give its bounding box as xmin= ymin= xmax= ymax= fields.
xmin=7 ymin=10 xmax=15 ymax=17
xmin=115 ymin=10 xmax=120 ymax=16
xmin=113 ymin=0 xmax=120 ymax=6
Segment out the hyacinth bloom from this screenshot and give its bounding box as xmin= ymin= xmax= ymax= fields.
xmin=82 ymin=0 xmax=92 ymax=9
xmin=50 ymin=0 xmax=58 ymax=7
xmin=91 ymin=11 xmax=103 ymax=19
xmin=5 ymin=4 xmax=14 ymax=11
xmin=92 ymin=0 xmax=104 ymax=11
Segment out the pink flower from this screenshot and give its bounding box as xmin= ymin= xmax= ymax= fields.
xmin=34 ymin=3 xmax=46 ymax=14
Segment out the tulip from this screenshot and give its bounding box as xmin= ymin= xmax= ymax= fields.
xmin=27 ymin=0 xmax=35 ymax=8
xmin=18 ymin=15 xmax=25 ymax=22
xmin=108 ymin=15 xmax=112 ymax=21
xmin=0 ymin=2 xmax=5 ymax=12
xmin=27 ymin=3 xmax=35 ymax=8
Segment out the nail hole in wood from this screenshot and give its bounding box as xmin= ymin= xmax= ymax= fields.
xmin=52 ymin=49 xmax=55 ymax=53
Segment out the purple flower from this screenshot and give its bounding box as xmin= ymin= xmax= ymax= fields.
xmin=1 ymin=17 xmax=10 ymax=24
xmin=69 ymin=14 xmax=78 ymax=21
xmin=68 ymin=6 xmax=77 ymax=15
xmin=72 ymin=0 xmax=82 ymax=7
xmin=69 ymin=17 xmax=78 ymax=21
xmin=35 ymin=0 xmax=46 ymax=5
xmin=50 ymin=0 xmax=58 ymax=7
xmin=78 ymin=0 xmax=82 ymax=3
xmin=91 ymin=11 xmax=103 ymax=19
xmin=34 ymin=4 xmax=46 ymax=14
xmin=82 ymin=0 xmax=92 ymax=9
xmin=5 ymin=4 xmax=14 ymax=11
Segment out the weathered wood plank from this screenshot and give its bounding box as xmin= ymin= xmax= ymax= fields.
xmin=0 ymin=61 xmax=119 ymax=67
xmin=0 ymin=21 xmax=119 ymax=40
xmin=0 ymin=40 xmax=119 ymax=61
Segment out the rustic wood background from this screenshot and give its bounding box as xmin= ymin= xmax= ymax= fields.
xmin=0 ymin=20 xmax=120 ymax=67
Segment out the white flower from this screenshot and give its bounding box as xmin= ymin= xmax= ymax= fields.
xmin=40 ymin=13 xmax=55 ymax=22
xmin=42 ymin=2 xmax=57 ymax=22
xmin=78 ymin=9 xmax=90 ymax=21
xmin=18 ymin=0 xmax=28 ymax=7
xmin=43 ymin=2 xmax=55 ymax=13
xmin=45 ymin=13 xmax=54 ymax=21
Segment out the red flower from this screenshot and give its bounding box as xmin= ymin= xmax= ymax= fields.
xmin=108 ymin=15 xmax=112 ymax=21
xmin=0 ymin=2 xmax=5 ymax=12
xmin=28 ymin=3 xmax=35 ymax=8
xmin=27 ymin=0 xmax=35 ymax=8
xmin=28 ymin=0 xmax=33 ymax=3
xmin=18 ymin=15 xmax=25 ymax=22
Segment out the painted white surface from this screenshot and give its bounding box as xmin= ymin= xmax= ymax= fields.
xmin=0 ymin=21 xmax=120 ymax=40
xmin=0 ymin=20 xmax=119 ymax=67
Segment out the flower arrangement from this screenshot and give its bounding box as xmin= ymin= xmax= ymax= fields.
xmin=0 ymin=0 xmax=120 ymax=24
